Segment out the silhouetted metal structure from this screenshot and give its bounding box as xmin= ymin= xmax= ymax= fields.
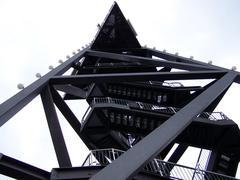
xmin=0 ymin=2 xmax=240 ymax=180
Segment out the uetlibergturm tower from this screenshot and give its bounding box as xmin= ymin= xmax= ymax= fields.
xmin=0 ymin=2 xmax=240 ymax=180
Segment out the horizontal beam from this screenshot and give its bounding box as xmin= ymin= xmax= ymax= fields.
xmin=90 ymin=71 xmax=237 ymax=180
xmin=147 ymin=48 xmax=240 ymax=84
xmin=86 ymin=50 xmax=217 ymax=71
xmin=148 ymin=48 xmax=221 ymax=67
xmin=54 ymin=84 xmax=87 ymax=98
xmin=0 ymin=153 xmax=50 ymax=180
xmin=0 ymin=48 xmax=87 ymax=127
xmin=51 ymin=166 xmax=102 ymax=180
xmin=51 ymin=166 xmax=162 ymax=180
xmin=50 ymin=71 xmax=226 ymax=85
xmin=79 ymin=64 xmax=157 ymax=70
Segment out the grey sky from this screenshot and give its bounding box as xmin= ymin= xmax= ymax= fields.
xmin=0 ymin=0 xmax=240 ymax=178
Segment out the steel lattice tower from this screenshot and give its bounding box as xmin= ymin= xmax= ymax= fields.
xmin=0 ymin=2 xmax=240 ymax=180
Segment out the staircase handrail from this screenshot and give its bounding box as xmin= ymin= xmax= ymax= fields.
xmin=91 ymin=97 xmax=230 ymax=121
xmin=82 ymin=148 xmax=238 ymax=180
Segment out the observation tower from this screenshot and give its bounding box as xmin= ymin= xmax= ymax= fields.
xmin=0 ymin=2 xmax=240 ymax=180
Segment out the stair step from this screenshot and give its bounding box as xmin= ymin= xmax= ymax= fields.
xmin=115 ymin=113 xmax=121 ymax=124
xmin=135 ymin=117 xmax=141 ymax=128
xmin=218 ymin=162 xmax=229 ymax=169
xmin=106 ymin=110 xmax=166 ymax=132
xmin=106 ymin=84 xmax=169 ymax=104
xmin=128 ymin=116 xmax=134 ymax=126
xmin=149 ymin=120 xmax=155 ymax=130
xmin=142 ymin=118 xmax=148 ymax=129
xmin=122 ymin=115 xmax=128 ymax=126
xmin=221 ymin=155 xmax=231 ymax=162
xmin=109 ymin=112 xmax=115 ymax=123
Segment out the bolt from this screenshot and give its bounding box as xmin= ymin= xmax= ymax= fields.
xmin=35 ymin=73 xmax=41 ymax=78
xmin=17 ymin=83 xmax=24 ymax=90
xmin=49 ymin=65 xmax=54 ymax=70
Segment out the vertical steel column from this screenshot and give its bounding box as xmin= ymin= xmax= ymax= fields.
xmin=192 ymin=149 xmax=203 ymax=180
xmin=41 ymin=86 xmax=72 ymax=167
xmin=91 ymin=71 xmax=237 ymax=180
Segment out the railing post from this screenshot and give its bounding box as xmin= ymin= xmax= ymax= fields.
xmin=112 ymin=149 xmax=116 ymax=160
xmin=89 ymin=153 xmax=91 ymax=166
xmin=192 ymin=149 xmax=203 ymax=180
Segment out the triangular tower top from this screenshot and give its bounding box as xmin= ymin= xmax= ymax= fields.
xmin=91 ymin=2 xmax=141 ymax=50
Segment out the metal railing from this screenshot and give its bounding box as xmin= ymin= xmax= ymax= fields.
xmin=93 ymin=97 xmax=128 ymax=106
xmin=81 ymin=97 xmax=230 ymax=127
xmin=137 ymin=102 xmax=178 ymax=114
xmin=91 ymin=97 xmax=230 ymax=121
xmin=82 ymin=149 xmax=238 ymax=180
xmin=149 ymin=81 xmax=184 ymax=87
xmin=82 ymin=148 xmax=124 ymax=166
xmin=197 ymin=112 xmax=229 ymax=121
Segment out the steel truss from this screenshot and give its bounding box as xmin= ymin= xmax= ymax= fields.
xmin=0 ymin=2 xmax=240 ymax=180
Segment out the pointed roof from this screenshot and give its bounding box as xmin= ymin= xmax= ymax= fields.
xmin=91 ymin=2 xmax=141 ymax=50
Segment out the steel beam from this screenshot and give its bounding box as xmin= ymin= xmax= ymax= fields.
xmin=50 ymin=87 xmax=82 ymax=135
xmin=90 ymin=71 xmax=237 ymax=180
xmin=148 ymin=48 xmax=222 ymax=67
xmin=158 ymin=143 xmax=174 ymax=159
xmin=203 ymin=86 xmax=230 ymax=113
xmin=50 ymin=71 xmax=226 ymax=85
xmin=86 ymin=50 xmax=217 ymax=71
xmin=168 ymin=144 xmax=188 ymax=163
xmin=148 ymin=48 xmax=240 ymax=84
xmin=51 ymin=166 xmax=103 ymax=180
xmin=74 ymin=62 xmax=157 ymax=70
xmin=54 ymin=84 xmax=87 ymax=98
xmin=51 ymin=166 xmax=164 ymax=180
xmin=0 ymin=153 xmax=50 ymax=180
xmin=0 ymin=48 xmax=87 ymax=127
xmin=234 ymin=75 xmax=240 ymax=84
xmin=41 ymin=86 xmax=72 ymax=167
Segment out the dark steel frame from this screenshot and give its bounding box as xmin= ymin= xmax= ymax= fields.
xmin=1 ymin=2 xmax=240 ymax=179
xmin=0 ymin=48 xmax=239 ymax=179
xmin=90 ymin=71 xmax=237 ymax=180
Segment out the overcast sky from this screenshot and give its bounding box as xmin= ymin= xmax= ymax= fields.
xmin=0 ymin=0 xmax=240 ymax=179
